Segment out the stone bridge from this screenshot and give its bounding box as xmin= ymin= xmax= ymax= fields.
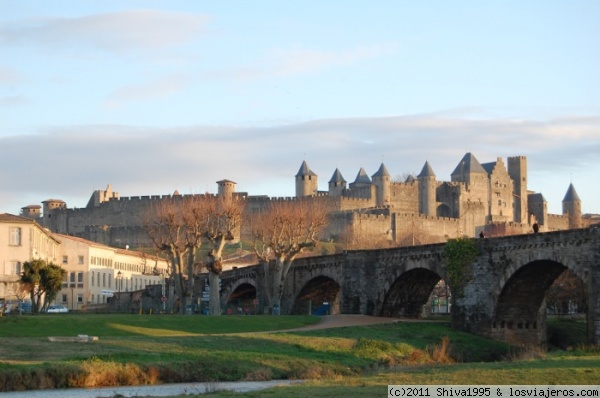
xmin=218 ymin=227 xmax=600 ymax=345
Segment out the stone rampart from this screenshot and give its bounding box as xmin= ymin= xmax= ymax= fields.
xmin=546 ymin=213 xmax=570 ymax=231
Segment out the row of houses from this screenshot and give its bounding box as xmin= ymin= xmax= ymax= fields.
xmin=0 ymin=213 xmax=169 ymax=311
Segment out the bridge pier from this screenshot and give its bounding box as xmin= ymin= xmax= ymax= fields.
xmin=452 ymin=228 xmax=600 ymax=346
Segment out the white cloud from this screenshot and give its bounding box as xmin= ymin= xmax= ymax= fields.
xmin=104 ymin=73 xmax=191 ymax=108
xmin=0 ymin=112 xmax=598 ymax=215
xmin=0 ymin=10 xmax=209 ymax=56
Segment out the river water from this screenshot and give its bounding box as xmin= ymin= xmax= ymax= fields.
xmin=0 ymin=380 xmax=303 ymax=398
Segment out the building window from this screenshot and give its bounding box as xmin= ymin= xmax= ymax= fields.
xmin=77 ymin=294 xmax=83 ymax=304
xmin=9 ymin=227 xmax=21 ymax=246
xmin=11 ymin=261 xmax=21 ymax=275
xmin=108 ymin=274 xmax=112 ymax=289
xmin=91 ymin=272 xmax=95 ymax=287
xmin=102 ymin=273 xmax=106 ymax=288
xmin=62 ymin=256 xmax=68 ymax=264
xmin=78 ymin=256 xmax=84 ymax=265
xmin=77 ymin=272 xmax=84 ymax=288
xmin=61 ymin=294 xmax=67 ymax=303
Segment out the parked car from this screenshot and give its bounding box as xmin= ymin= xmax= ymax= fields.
xmin=46 ymin=305 xmax=69 ymax=313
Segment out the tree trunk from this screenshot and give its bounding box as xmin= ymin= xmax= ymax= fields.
xmin=271 ymin=256 xmax=286 ymax=315
xmin=30 ymin=290 xmax=41 ymax=314
xmin=171 ymin=252 xmax=186 ymax=314
xmin=208 ymin=270 xmax=221 ymax=315
xmin=184 ymin=248 xmax=197 ymax=314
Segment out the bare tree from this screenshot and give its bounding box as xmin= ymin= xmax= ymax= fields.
xmin=144 ymin=194 xmax=243 ymax=315
xmin=144 ymin=198 xmax=193 ymax=314
xmin=250 ymin=198 xmax=331 ymax=314
xmin=202 ymin=195 xmax=244 ymax=315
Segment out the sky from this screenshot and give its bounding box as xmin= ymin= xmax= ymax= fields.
xmin=1 ymin=1 xmax=599 ymax=216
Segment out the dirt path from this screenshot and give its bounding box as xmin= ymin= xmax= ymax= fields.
xmin=280 ymin=314 xmax=402 ymax=331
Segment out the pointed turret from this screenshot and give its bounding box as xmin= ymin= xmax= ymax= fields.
xmin=372 ymin=163 xmax=391 ymax=207
xmin=418 ymin=161 xmax=437 ymax=216
xmin=372 ymin=163 xmax=391 ymax=178
xmin=562 ymin=183 xmax=582 ymax=228
xmin=328 ymin=168 xmax=347 ymax=197
xmin=417 ymin=161 xmax=436 ymax=178
xmin=563 ymin=183 xmax=581 ymax=202
xmin=353 ymin=167 xmax=371 ymax=185
xmin=295 ymin=160 xmax=317 ymax=178
xmin=348 ymin=167 xmax=373 ymax=199
xmin=295 ymin=161 xmax=318 ymax=197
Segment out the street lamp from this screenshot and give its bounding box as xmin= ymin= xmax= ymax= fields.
xmin=117 ymin=271 xmax=122 ymax=311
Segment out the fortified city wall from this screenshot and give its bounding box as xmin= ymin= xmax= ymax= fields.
xmin=29 ymin=153 xmax=591 ymax=250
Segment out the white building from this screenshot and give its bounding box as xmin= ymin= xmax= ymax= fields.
xmin=1 ymin=213 xmax=169 ymax=311
xmin=51 ymin=234 xmax=169 ymax=310
xmin=0 ymin=213 xmax=60 ymax=302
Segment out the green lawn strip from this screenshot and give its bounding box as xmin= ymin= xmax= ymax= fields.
xmin=0 ymin=315 xmax=319 ymax=337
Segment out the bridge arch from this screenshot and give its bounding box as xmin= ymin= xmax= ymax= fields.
xmin=291 ymin=275 xmax=341 ymax=315
xmin=490 ymin=253 xmax=589 ymax=345
xmin=380 ymin=267 xmax=444 ymax=318
xmin=221 ymin=278 xmax=257 ymax=314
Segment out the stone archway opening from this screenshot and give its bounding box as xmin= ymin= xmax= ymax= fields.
xmin=291 ymin=276 xmax=340 ymax=315
xmin=380 ymin=268 xmax=443 ymax=318
xmin=491 ymin=260 xmax=587 ymax=346
xmin=224 ymin=283 xmax=256 ymax=315
xmin=437 ymin=204 xmax=452 ymax=218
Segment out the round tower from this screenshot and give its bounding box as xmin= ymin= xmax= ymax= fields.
xmin=295 ymin=161 xmax=318 ymax=197
xmin=20 ymin=205 xmax=42 ymax=220
xmin=217 ymin=179 xmax=237 ymax=199
xmin=417 ymin=161 xmax=437 ymax=217
xmin=371 ymin=163 xmax=391 ymax=207
xmin=41 ymin=199 xmax=66 ymax=231
xmin=562 ymin=183 xmax=582 ymax=229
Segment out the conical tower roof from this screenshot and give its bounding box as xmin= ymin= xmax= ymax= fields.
xmin=563 ymin=183 xmax=581 ymax=202
xmin=328 ymin=168 xmax=346 ymax=184
xmin=353 ymin=167 xmax=371 ymax=184
xmin=372 ymin=163 xmax=391 ymax=178
xmin=295 ymin=160 xmax=317 ymax=177
xmin=451 ymin=153 xmax=487 ymax=179
xmin=417 ymin=161 xmax=436 ymax=178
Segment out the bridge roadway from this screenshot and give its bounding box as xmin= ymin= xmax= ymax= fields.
xmin=219 ymin=227 xmax=600 ymax=346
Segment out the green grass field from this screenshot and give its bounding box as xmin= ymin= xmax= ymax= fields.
xmin=0 ymin=314 xmax=597 ymax=395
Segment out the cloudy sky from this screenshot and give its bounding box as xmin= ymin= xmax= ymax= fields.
xmin=1 ymin=1 xmax=599 ymax=215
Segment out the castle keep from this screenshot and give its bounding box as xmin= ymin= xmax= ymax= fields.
xmin=23 ymin=153 xmax=586 ymax=249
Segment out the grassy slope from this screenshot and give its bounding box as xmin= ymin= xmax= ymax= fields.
xmin=0 ymin=315 xmax=597 ymax=393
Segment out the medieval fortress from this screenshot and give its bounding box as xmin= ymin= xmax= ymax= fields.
xmin=21 ymin=153 xmax=589 ymax=250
